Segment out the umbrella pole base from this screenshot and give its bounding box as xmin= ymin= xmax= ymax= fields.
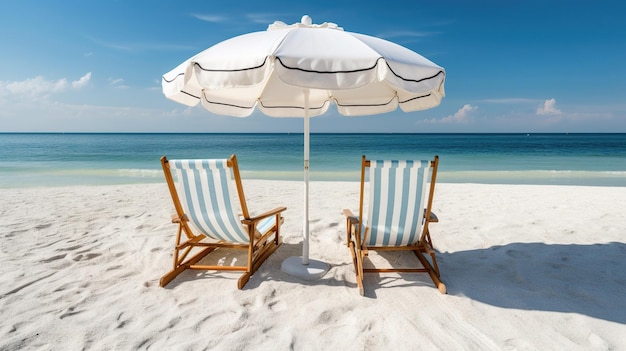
xmin=281 ymin=256 xmax=329 ymax=280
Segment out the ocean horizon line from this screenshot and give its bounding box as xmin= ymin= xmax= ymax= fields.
xmin=3 ymin=168 xmax=626 ymax=189
xmin=2 ymin=132 xmax=626 ymax=136
xmin=2 ymin=132 xmax=625 ymax=188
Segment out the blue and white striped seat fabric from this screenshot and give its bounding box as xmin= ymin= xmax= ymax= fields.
xmin=366 ymin=160 xmax=431 ymax=247
xmin=168 ymin=159 xmax=271 ymax=244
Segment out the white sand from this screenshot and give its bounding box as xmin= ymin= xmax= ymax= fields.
xmin=1 ymin=181 xmax=625 ymax=350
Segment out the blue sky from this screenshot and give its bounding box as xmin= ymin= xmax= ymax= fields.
xmin=1 ymin=0 xmax=624 ymax=133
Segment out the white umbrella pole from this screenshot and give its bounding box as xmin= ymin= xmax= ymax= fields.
xmin=279 ymin=89 xmax=328 ymax=279
xmin=303 ymin=90 xmax=310 ymax=265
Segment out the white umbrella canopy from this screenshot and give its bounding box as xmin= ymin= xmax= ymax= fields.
xmin=162 ymin=15 xmax=445 ymax=278
xmin=163 ymin=17 xmax=445 ymax=117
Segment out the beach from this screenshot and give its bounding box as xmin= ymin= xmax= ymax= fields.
xmin=1 ymin=180 xmax=625 ymax=350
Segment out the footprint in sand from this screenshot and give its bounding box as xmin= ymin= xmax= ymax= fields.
xmin=40 ymin=254 xmax=67 ymax=263
xmin=72 ymin=253 xmax=102 ymax=261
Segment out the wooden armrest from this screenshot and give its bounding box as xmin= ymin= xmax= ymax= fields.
xmin=428 ymin=211 xmax=439 ymax=223
xmin=343 ymin=208 xmax=356 ymax=218
xmin=242 ymin=206 xmax=287 ymax=225
xmin=171 ymin=214 xmax=188 ymax=223
xmin=342 ymin=209 xmax=360 ymax=226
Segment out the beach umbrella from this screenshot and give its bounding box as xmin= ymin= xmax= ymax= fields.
xmin=162 ymin=15 xmax=446 ymax=279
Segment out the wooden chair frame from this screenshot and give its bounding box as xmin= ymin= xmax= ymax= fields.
xmin=160 ymin=155 xmax=286 ymax=289
xmin=343 ymin=155 xmax=446 ymax=295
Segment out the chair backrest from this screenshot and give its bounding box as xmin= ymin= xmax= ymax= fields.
xmin=363 ymin=158 xmax=436 ymax=247
xmin=166 ymin=158 xmax=250 ymax=244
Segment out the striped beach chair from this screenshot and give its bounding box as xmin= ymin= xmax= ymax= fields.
xmin=160 ymin=155 xmax=286 ymax=289
xmin=343 ymin=155 xmax=445 ymax=295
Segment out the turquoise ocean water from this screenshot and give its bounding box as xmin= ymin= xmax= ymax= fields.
xmin=1 ymin=133 xmax=626 ymax=188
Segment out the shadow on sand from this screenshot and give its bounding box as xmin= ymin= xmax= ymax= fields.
xmin=161 ymin=242 xmax=352 ymax=291
xmin=439 ymin=242 xmax=626 ymax=324
xmin=159 ymin=240 xmax=626 ymax=324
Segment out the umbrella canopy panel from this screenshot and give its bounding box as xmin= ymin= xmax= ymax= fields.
xmin=162 ymin=17 xmax=445 ymax=118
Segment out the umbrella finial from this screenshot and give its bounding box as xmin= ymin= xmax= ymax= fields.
xmin=301 ymin=15 xmax=312 ymax=25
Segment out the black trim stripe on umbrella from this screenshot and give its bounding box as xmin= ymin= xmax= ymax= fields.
xmin=201 ymin=93 xmax=327 ymax=112
xmin=182 ymin=90 xmax=200 ymax=100
xmin=194 ymin=57 xmax=270 ymax=73
xmin=275 ymin=57 xmax=378 ymax=75
xmin=258 ymin=100 xmax=327 ymax=112
xmin=162 ymin=72 xmax=185 ymax=83
xmin=384 ymin=63 xmax=445 ymax=84
xmin=335 ymin=97 xmax=396 ymax=108
xmin=202 ymin=93 xmax=255 ymax=110
xmin=399 ymin=93 xmax=432 ymax=104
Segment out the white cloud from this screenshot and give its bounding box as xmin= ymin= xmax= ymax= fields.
xmin=1 ymin=76 xmax=68 ymax=96
xmin=435 ymin=104 xmax=478 ymax=123
xmin=72 ymin=72 xmax=92 ymax=89
xmin=0 ymin=73 xmax=91 ymax=98
xmin=537 ymin=98 xmax=562 ymax=115
xmin=191 ymin=14 xmax=228 ymax=23
xmin=108 ymin=77 xmax=129 ymax=89
xmin=191 ymin=13 xmax=294 ymax=26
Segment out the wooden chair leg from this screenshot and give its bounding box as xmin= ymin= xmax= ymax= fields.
xmin=349 ymin=241 xmax=364 ymax=295
xmin=238 ymin=272 xmax=252 ymax=289
xmin=346 ymin=219 xmax=352 ymax=247
xmin=160 ymin=265 xmax=188 ymax=287
xmin=415 ymin=250 xmax=446 ymax=294
xmin=237 ymin=234 xmax=281 ymax=289
xmin=160 ymin=247 xmax=215 ymax=287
